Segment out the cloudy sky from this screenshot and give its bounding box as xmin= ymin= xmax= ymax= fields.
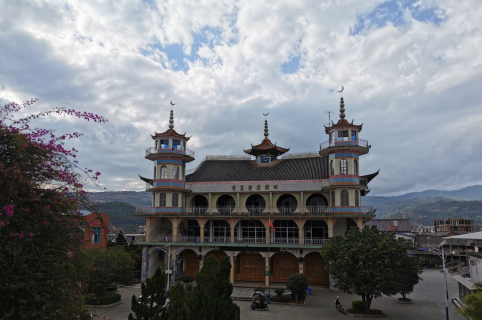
xmin=1 ymin=0 xmax=481 ymax=196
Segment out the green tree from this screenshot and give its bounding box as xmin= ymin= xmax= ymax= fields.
xmin=392 ymin=255 xmax=422 ymax=300
xmin=188 ymin=255 xmax=240 ymax=320
xmin=0 ymin=95 xmax=106 ymax=319
xmin=286 ymin=273 xmax=308 ymax=301
xmin=164 ymin=281 xmax=189 ymax=319
xmin=128 ymin=267 xmax=167 ymax=320
xmin=457 ymin=283 xmax=482 ymax=320
xmin=85 ymin=246 xmax=134 ymax=296
xmin=321 ymin=226 xmax=413 ymax=311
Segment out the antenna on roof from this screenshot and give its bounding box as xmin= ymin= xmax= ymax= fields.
xmin=324 ymin=111 xmax=334 ymax=126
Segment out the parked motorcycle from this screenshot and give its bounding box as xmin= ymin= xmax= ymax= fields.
xmin=335 ymin=296 xmax=346 ymax=314
xmin=250 ymin=291 xmax=269 ymax=311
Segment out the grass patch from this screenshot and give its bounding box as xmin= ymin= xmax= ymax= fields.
xmin=84 ymin=293 xmax=121 ymax=306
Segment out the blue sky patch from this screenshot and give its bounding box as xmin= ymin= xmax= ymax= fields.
xmin=281 ymin=55 xmax=301 ymax=74
xmin=350 ymin=0 xmax=446 ymax=35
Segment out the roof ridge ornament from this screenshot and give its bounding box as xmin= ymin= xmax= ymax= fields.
xmin=169 ymin=109 xmax=174 ymax=129
xmin=263 ymin=112 xmax=269 ymax=137
xmin=337 ymin=86 xmax=345 ymax=119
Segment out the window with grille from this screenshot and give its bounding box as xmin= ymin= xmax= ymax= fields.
xmin=159 ymin=139 xmax=169 ymax=149
xmin=341 ymin=190 xmax=349 ymax=206
xmin=173 ymin=139 xmax=181 ymax=150
xmin=338 ymin=130 xmax=348 ymax=141
xmin=331 ymin=191 xmax=335 ymax=206
xmin=340 ymin=159 xmax=348 ymax=175
xmin=159 ymin=193 xmax=166 ymax=207
xmin=161 ymin=166 xmax=167 ymax=179
xmin=172 ymin=193 xmax=179 ymax=207
xmin=354 ymin=160 xmax=358 ymax=175
xmin=173 ymin=166 xmax=179 ymax=179
xmin=351 ymin=130 xmax=357 ymax=142
xmin=273 ymin=220 xmax=299 ymax=240
xmin=92 ymin=227 xmax=101 ymax=243
xmin=355 ymin=190 xmax=359 ymax=206
xmin=330 ymin=160 xmax=334 ymax=176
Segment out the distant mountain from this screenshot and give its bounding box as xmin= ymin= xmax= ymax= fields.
xmin=389 ymin=185 xmax=482 ymax=201
xmin=83 ymin=201 xmax=145 ymax=232
xmin=87 ymin=191 xmax=152 ymax=207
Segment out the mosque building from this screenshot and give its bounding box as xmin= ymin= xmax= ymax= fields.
xmin=136 ymin=95 xmax=378 ymax=287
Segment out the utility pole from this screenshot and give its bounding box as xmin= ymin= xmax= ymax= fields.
xmin=156 ymin=245 xmax=183 ymax=302
xmin=324 ymin=111 xmax=334 ymax=127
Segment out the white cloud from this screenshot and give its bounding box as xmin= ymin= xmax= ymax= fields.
xmin=1 ymin=0 xmax=481 ymax=196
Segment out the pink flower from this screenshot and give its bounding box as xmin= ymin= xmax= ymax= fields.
xmin=24 ymin=208 xmax=30 ymax=212
xmin=30 ymin=232 xmax=34 ymax=237
xmin=1 ymin=221 xmax=5 ymax=226
xmin=19 ymin=233 xmax=24 ymax=239
xmin=45 ymin=205 xmax=51 ymax=211
xmin=24 ymin=143 xmax=29 ymax=147
xmin=56 ymin=218 xmax=61 ymax=222
xmin=43 ymin=221 xmax=49 ymax=226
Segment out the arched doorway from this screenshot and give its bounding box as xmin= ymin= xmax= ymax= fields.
xmin=270 ymin=252 xmax=298 ymax=283
xmin=306 ymin=194 xmax=328 ymax=214
xmin=234 ymin=252 xmax=265 ymax=281
xmin=216 ymin=195 xmax=236 ymax=215
xmin=304 ymin=252 xmax=328 ymax=285
xmin=246 ymin=194 xmax=266 ymax=215
xmin=184 ymin=250 xmax=200 ymax=278
xmin=191 ymin=195 xmax=208 ymax=215
xmin=276 ymin=194 xmax=298 ymax=214
xmin=205 ymin=250 xmax=227 ymax=261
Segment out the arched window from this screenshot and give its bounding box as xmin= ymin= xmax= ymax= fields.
xmin=276 ymin=194 xmax=298 ymax=214
xmin=330 ymin=160 xmax=334 ymax=176
xmin=173 ymin=166 xmax=179 ymax=180
xmin=341 ymin=190 xmax=349 ymax=206
xmin=172 ymin=193 xmax=179 ymax=207
xmin=154 ymin=166 xmax=157 ymax=179
xmin=354 ymin=159 xmax=358 ymax=176
xmin=331 ymin=191 xmax=335 ymax=206
xmin=306 ymin=194 xmax=328 ymax=214
xmin=340 ymin=159 xmax=348 ymax=175
xmin=355 ymin=190 xmax=359 ymax=206
xmin=246 ymin=194 xmax=266 ymax=215
xmin=159 ymin=193 xmax=166 ymax=207
xmin=160 ymin=166 xmax=167 ymax=179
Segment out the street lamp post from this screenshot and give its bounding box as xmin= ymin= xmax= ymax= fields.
xmin=440 ymin=241 xmax=449 ymax=320
xmin=156 ymin=244 xmax=183 ymax=301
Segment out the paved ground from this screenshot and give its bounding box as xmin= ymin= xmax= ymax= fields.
xmin=90 ymin=268 xmax=466 ymax=320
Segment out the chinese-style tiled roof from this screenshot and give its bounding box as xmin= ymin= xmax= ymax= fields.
xmin=151 ymin=109 xmax=191 ymax=141
xmin=244 ymin=137 xmax=290 ymax=157
xmin=138 ymin=174 xmax=153 ymax=185
xmin=360 ymin=169 xmax=380 ymax=185
xmin=186 ymin=157 xmax=329 ymax=182
xmin=364 ymin=219 xmax=412 ymax=232
xmin=244 ymin=119 xmax=289 ymax=156
xmin=151 ymin=128 xmax=191 ymax=141
xmin=324 ymin=97 xmax=363 ymax=134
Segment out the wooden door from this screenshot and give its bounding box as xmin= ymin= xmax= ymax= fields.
xmin=271 ymin=253 xmax=298 ymax=282
xmin=239 ymin=254 xmax=265 ymax=281
xmin=184 ymin=251 xmax=199 ymax=278
xmin=304 ymin=253 xmax=328 ymax=284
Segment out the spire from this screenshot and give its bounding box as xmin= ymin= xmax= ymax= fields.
xmin=264 ymin=120 xmax=269 ymax=137
xmin=169 ymin=110 xmax=174 ymax=129
xmin=339 ymin=97 xmax=345 ymax=119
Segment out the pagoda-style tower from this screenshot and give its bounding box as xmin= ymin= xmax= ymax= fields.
xmin=320 ymin=95 xmax=378 ymax=216
xmin=244 ymin=119 xmax=290 ymax=163
xmin=139 ymin=110 xmax=195 ymax=214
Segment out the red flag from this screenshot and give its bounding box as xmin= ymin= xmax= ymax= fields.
xmin=386 ymin=224 xmax=394 ymax=232
xmin=269 ymin=218 xmax=276 ymax=233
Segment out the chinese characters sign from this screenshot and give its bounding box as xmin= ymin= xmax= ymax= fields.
xmin=232 ymin=185 xmax=278 ymax=191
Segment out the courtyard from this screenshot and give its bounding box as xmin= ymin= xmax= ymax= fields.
xmin=90 ymin=268 xmax=466 ymax=320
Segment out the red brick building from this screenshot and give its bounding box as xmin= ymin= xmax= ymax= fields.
xmin=81 ymin=211 xmax=110 ymax=251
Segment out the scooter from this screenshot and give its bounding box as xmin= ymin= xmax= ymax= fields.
xmin=250 ymin=292 xmax=269 ymax=311
xmin=335 ymin=296 xmax=347 ymax=314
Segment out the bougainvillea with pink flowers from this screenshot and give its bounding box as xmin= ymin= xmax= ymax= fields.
xmin=0 ymin=90 xmax=108 ymax=319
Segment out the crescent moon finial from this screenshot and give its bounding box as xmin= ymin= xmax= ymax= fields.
xmin=170 ymin=100 xmax=175 ymax=106
xmin=337 ymin=86 xmax=344 ymax=93
xmin=263 ymin=112 xmax=269 ymax=117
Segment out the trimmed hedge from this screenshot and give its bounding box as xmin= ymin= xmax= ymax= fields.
xmin=352 ymin=300 xmax=365 ymax=312
xmin=84 ymin=293 xmax=121 ymax=306
xmin=270 ymin=294 xmax=291 ymax=303
xmin=254 ymin=286 xmax=265 ymax=292
xmin=275 ymin=288 xmax=285 ymax=296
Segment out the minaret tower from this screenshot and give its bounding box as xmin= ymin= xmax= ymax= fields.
xmin=139 ymin=108 xmax=195 ymax=215
xmin=320 ymin=91 xmax=377 ymax=226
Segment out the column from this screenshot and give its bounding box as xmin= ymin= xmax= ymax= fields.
xmin=269 ymin=192 xmax=273 ymax=214
xmin=266 ymin=226 xmax=270 ymax=245
xmin=209 ymin=193 xmax=212 ymax=214
xmin=145 ymin=218 xmax=151 ymax=242
xmin=328 ymin=217 xmax=334 ymax=238
xmin=141 ymin=246 xmax=149 ymax=282
xmin=298 ymin=223 xmax=303 ymax=245
xmin=230 ymin=218 xmax=235 ymax=244
xmin=171 ymin=246 xmax=177 ymax=283
xmin=357 ymin=217 xmax=363 ymax=230
xmin=265 ymin=252 xmax=270 ymax=287
xmin=237 ymin=192 xmax=240 ymax=214
xmin=230 ymin=251 xmax=234 ymax=284
xmin=200 ymin=220 xmax=205 ymax=243
xmin=300 ymin=191 xmax=304 ymax=214
xmin=172 ymin=217 xmax=178 ymax=242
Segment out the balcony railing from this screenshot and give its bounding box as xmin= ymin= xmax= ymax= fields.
xmin=320 ymin=138 xmax=369 ymax=151
xmin=137 ymin=206 xmax=374 ymax=216
xmin=145 ymin=147 xmax=195 ymax=159
xmin=303 ymin=238 xmax=329 ymax=245
xmin=271 ymin=237 xmax=299 ymax=244
xmin=204 ymin=236 xmax=231 ymax=243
